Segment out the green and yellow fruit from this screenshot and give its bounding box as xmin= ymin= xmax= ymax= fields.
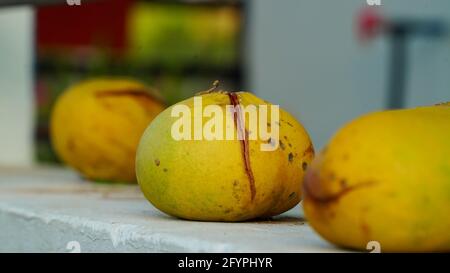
xmin=51 ymin=78 xmax=165 ymax=183
xmin=136 ymin=86 xmax=314 ymax=221
xmin=303 ymin=103 xmax=450 ymax=252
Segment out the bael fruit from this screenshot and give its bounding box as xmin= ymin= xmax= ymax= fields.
xmin=51 ymin=78 xmax=165 ymax=183
xmin=303 ymin=103 xmax=450 ymax=252
xmin=136 ymin=83 xmax=314 ymax=221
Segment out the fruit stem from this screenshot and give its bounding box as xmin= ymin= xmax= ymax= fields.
xmin=206 ymin=80 xmax=220 ymax=93
xmin=196 ymin=80 xmax=221 ymax=96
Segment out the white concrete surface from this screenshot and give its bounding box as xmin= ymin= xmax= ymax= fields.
xmin=0 ymin=166 xmax=341 ymax=253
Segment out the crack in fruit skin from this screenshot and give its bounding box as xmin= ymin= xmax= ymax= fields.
xmin=227 ymin=92 xmax=256 ymax=201
xmin=303 ymin=169 xmax=376 ymax=205
xmin=95 ymin=89 xmax=164 ymax=104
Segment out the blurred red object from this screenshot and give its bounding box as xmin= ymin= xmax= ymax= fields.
xmin=37 ymin=0 xmax=134 ymax=53
xmin=357 ymin=7 xmax=384 ymax=41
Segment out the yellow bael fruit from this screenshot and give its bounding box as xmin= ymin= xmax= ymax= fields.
xmin=51 ymin=78 xmax=165 ymax=183
xmin=303 ymin=103 xmax=450 ymax=252
xmin=136 ymin=85 xmax=314 ymax=222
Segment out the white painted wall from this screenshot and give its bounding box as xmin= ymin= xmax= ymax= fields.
xmin=247 ymin=0 xmax=450 ymax=148
xmin=0 ymin=6 xmax=34 ymax=166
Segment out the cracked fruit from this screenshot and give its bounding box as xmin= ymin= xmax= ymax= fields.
xmin=136 ymin=88 xmax=314 ymax=221
xmin=51 ymin=78 xmax=165 ymax=183
xmin=303 ymin=103 xmax=450 ymax=252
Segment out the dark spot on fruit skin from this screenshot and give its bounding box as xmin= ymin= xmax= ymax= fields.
xmin=288 ymin=143 xmax=292 ymax=147
xmin=232 ymin=180 xmax=241 ymax=201
xmin=279 ymin=140 xmax=286 ymax=150
xmin=224 ymin=208 xmax=233 ymax=214
xmin=302 ymin=162 xmax=308 ymax=171
xmin=267 ymin=122 xmax=271 ymax=127
xmin=288 ymin=192 xmax=296 ymax=199
xmin=163 ymin=168 xmax=168 ymax=172
xmin=284 ymin=136 xmax=288 ymax=140
xmin=286 ymin=122 xmax=294 ymax=127
xmin=267 ymin=137 xmax=272 ymax=144
xmin=288 ymin=153 xmax=294 ymax=162
xmin=154 ymin=159 xmax=160 ymax=166
xmin=342 ymin=154 xmax=349 ymax=161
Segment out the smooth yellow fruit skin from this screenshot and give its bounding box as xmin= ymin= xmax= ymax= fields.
xmin=136 ymin=91 xmax=314 ymax=221
xmin=303 ymin=104 xmax=450 ymax=252
xmin=51 ymin=78 xmax=165 ymax=183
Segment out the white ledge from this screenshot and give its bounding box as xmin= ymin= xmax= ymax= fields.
xmin=0 ymin=166 xmax=341 ymax=253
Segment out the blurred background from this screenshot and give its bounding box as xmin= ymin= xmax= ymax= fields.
xmin=0 ymin=0 xmax=449 ymax=167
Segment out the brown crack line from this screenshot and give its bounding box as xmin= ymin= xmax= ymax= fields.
xmin=303 ymin=144 xmax=315 ymax=157
xmin=95 ymin=89 xmax=164 ymax=104
xmin=228 ymin=92 xmax=256 ymax=201
xmin=303 ymin=171 xmax=376 ymax=205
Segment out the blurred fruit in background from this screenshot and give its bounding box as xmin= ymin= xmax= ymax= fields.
xmin=50 ymin=78 xmax=165 ymax=183
xmin=35 ymin=0 xmax=243 ymax=164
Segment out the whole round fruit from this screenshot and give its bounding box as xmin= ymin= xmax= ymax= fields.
xmin=136 ymin=84 xmax=314 ymax=221
xmin=51 ymin=78 xmax=165 ymax=183
xmin=303 ymin=103 xmax=450 ymax=252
